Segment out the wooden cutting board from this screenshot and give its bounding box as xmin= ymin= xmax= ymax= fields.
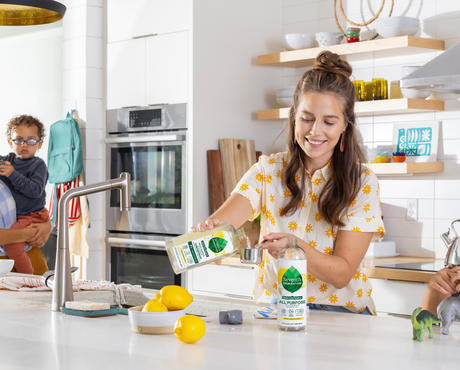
xmin=207 ymin=149 xmax=262 ymax=214
xmin=207 ymin=150 xmax=225 ymax=214
xmin=218 ymin=139 xmax=257 ymax=199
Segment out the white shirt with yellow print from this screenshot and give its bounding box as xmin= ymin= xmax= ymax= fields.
xmin=232 ymin=152 xmax=385 ymax=314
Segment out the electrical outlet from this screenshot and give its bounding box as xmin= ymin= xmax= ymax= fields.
xmin=406 ymin=199 xmax=418 ymax=221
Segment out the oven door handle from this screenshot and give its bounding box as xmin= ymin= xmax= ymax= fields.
xmin=107 ymin=237 xmax=166 ymax=250
xmin=105 ymin=135 xmax=185 ymax=144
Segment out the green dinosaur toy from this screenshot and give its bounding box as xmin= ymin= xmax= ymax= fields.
xmin=411 ymin=307 xmax=440 ymax=342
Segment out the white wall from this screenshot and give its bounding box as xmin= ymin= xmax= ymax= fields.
xmin=0 ymin=25 xmax=63 ymax=214
xmin=191 ymin=0 xmax=285 ymax=225
xmin=0 ymin=25 xmax=63 ymax=167
xmin=281 ymin=0 xmax=460 ymax=258
xmin=61 ymin=0 xmax=106 ymax=280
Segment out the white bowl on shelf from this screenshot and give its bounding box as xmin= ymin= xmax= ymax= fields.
xmin=315 ymin=31 xmax=344 ymax=46
xmin=0 ymin=259 xmax=14 ymax=276
xmin=401 ymin=88 xmax=430 ymax=99
xmin=283 ymin=33 xmax=316 ymax=50
xmin=375 ymin=16 xmax=420 ymax=38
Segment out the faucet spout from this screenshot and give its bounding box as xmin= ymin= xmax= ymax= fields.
xmin=51 ymin=172 xmax=131 ymax=311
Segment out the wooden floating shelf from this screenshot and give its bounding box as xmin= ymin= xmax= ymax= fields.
xmin=258 ymin=36 xmax=445 ymax=67
xmin=256 ymin=98 xmax=444 ymax=120
xmin=365 ymin=161 xmax=444 ymax=175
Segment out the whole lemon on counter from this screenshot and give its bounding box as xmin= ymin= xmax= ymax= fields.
xmin=174 ymin=315 xmax=206 ymax=344
xmin=158 ymin=285 xmax=193 ymax=311
xmin=142 ymin=299 xmax=168 ymax=312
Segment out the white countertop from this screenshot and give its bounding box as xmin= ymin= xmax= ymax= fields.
xmin=0 ymin=290 xmax=458 ymax=370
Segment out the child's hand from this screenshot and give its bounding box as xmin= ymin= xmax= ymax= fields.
xmin=0 ymin=161 xmax=13 ymax=177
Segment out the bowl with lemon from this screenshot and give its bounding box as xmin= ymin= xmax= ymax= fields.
xmin=128 ymin=285 xmax=204 ymax=340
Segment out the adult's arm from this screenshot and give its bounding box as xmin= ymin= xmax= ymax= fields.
xmin=195 ymin=193 xmax=253 ymax=231
xmin=27 ymin=219 xmax=52 ymax=248
xmin=262 ymin=230 xmax=373 ymax=289
xmin=0 ymin=228 xmax=36 ymax=245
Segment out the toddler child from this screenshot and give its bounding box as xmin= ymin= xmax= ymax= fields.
xmin=0 ymin=115 xmax=49 ymax=274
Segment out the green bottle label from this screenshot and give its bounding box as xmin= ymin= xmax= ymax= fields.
xmin=281 ymin=266 xmax=303 ymax=293
xmin=208 ymin=237 xmax=228 ymax=253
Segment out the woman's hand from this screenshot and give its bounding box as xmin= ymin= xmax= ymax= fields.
xmin=259 ymin=232 xmax=296 ymax=259
xmin=26 ymin=220 xmax=52 ymax=248
xmin=428 ymin=267 xmax=460 ymax=295
xmin=191 ymin=218 xmax=222 ymax=232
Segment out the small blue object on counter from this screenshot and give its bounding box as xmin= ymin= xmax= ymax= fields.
xmin=219 ymin=310 xmax=243 ymax=325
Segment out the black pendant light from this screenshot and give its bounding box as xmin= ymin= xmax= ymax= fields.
xmin=0 ymin=0 xmax=66 ymax=26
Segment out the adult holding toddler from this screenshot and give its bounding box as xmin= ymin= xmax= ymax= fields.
xmin=0 ymin=115 xmax=49 ymax=274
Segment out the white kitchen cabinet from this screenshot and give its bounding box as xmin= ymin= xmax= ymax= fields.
xmin=107 ymin=0 xmax=190 ymax=42
xmin=189 ymin=265 xmax=255 ymax=300
xmin=107 ymin=38 xmax=146 ymax=109
xmin=145 ymin=31 xmax=188 ymax=105
xmin=370 ymin=278 xmax=427 ymax=315
xmin=107 ymin=31 xmax=188 ymax=109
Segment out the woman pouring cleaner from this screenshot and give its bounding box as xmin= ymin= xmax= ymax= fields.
xmin=194 ymin=51 xmax=384 ymax=315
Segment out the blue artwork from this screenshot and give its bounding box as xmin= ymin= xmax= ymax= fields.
xmin=396 ymin=127 xmax=432 ymax=157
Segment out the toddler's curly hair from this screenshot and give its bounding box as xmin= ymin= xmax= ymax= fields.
xmin=7 ymin=115 xmax=45 ymax=140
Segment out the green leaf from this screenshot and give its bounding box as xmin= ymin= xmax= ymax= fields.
xmin=208 ymin=237 xmax=228 ymax=253
xmin=281 ymin=266 xmax=303 ymax=293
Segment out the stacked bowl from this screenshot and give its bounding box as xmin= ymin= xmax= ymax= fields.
xmin=375 ymin=16 xmax=420 ymax=38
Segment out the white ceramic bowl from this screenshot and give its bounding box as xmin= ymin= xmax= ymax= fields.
xmin=401 ymin=88 xmax=430 ymax=99
xmin=128 ymin=306 xmax=186 ymax=334
xmin=375 ymin=16 xmax=420 ymax=38
xmin=0 ymin=259 xmax=14 ymax=276
xmin=284 ymin=33 xmax=316 ymax=50
xmin=315 ymin=31 xmax=344 ymax=47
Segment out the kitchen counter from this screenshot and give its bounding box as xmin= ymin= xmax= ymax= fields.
xmin=364 ymin=256 xmax=439 ymax=283
xmin=0 ymin=290 xmax=458 ymax=370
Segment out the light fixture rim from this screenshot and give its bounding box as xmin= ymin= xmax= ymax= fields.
xmin=0 ymin=0 xmax=67 ymax=17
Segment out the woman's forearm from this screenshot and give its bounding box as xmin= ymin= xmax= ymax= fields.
xmin=297 ymin=240 xmax=352 ymax=288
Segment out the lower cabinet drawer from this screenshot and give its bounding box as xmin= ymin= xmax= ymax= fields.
xmin=187 ymin=265 xmax=255 ymax=300
xmin=370 ymin=278 xmax=427 ymax=315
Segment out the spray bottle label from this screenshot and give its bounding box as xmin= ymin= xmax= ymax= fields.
xmin=171 ymin=230 xmax=235 ymax=269
xmin=277 ymin=259 xmax=307 ymax=328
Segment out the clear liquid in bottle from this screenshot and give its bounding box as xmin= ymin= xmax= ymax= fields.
xmin=277 ymin=238 xmax=307 ymax=331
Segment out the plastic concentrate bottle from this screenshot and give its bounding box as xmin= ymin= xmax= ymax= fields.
xmin=277 ymin=238 xmax=307 ymax=331
xmin=166 ymin=224 xmax=249 ymax=274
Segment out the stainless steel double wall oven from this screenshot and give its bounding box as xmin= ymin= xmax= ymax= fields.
xmin=105 ymin=103 xmax=187 ymax=289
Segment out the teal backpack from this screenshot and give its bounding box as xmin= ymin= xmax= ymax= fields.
xmin=47 ymin=110 xmax=83 ymax=184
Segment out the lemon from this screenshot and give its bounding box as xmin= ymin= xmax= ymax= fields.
xmin=142 ymin=298 xmax=168 ymax=312
xmin=301 ymin=273 xmax=307 ymax=289
xmin=174 ymin=315 xmax=206 ymax=344
xmin=158 ymin=285 xmax=193 ymax=311
xmin=278 ymin=267 xmax=287 ymax=284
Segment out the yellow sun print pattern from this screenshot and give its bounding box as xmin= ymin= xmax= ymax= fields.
xmin=231 ymin=152 xmax=384 ymax=313
xmin=362 ymin=184 xmax=371 ymax=194
xmin=240 ymin=183 xmax=249 ymax=191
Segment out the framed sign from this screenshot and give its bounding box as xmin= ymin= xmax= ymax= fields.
xmin=392 ymin=121 xmax=440 ymax=162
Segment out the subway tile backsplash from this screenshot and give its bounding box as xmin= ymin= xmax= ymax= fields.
xmin=281 ymin=0 xmax=460 ymax=257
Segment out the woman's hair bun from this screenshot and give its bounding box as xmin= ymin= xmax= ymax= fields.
xmin=313 ymin=50 xmax=352 ymax=79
